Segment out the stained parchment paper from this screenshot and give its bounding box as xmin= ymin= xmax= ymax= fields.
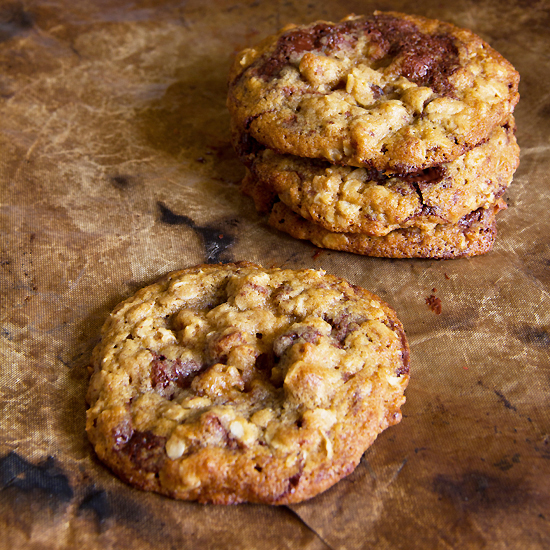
xmin=1 ymin=0 xmax=549 ymax=548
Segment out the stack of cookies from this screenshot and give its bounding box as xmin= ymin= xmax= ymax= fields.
xmin=227 ymin=11 xmax=520 ymax=259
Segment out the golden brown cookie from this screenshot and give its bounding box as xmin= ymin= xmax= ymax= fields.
xmin=265 ymin=200 xmax=506 ymax=259
xmin=235 ymin=118 xmax=518 ymax=236
xmin=227 ymin=11 xmax=519 ymax=173
xmin=86 ymin=263 xmax=409 ymax=504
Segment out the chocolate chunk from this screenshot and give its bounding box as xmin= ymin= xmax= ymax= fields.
xmin=255 ymin=14 xmax=460 ymax=95
xmin=151 ymin=354 xmax=204 ymax=395
xmin=458 ymin=207 xmax=484 ymax=228
xmin=323 ymin=312 xmax=365 ymax=345
xmin=258 ymin=23 xmax=345 ymax=79
xmin=124 ymin=431 xmax=167 ymax=472
xmin=355 ymin=14 xmax=460 ymax=95
xmin=112 ymin=420 xmax=133 ymax=450
xmin=201 ymin=413 xmax=239 ymax=450
xmin=206 ymin=330 xmax=247 ymax=365
xmin=401 ymin=166 xmax=445 ymax=185
xmin=273 ymin=325 xmax=322 ymax=357
xmin=425 ymin=294 xmax=442 ymax=315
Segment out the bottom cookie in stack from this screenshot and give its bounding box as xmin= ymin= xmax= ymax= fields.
xmin=236 ymin=118 xmax=519 ymax=259
xmin=266 ymin=199 xmax=507 ymax=259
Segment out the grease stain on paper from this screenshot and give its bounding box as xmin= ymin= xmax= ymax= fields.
xmin=79 ymin=488 xmax=111 ymax=523
xmin=514 ymin=324 xmax=550 ymax=347
xmin=433 ymin=470 xmax=530 ymax=511
xmin=0 ymin=3 xmax=33 ymax=43
xmin=157 ymin=201 xmax=236 ymax=263
xmin=0 ymin=451 xmax=73 ymax=504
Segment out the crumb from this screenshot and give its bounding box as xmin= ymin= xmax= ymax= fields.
xmin=425 ymin=294 xmax=442 ymax=315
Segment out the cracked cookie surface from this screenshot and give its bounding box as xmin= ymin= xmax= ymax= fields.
xmin=236 ymin=118 xmax=518 ymax=236
xmin=227 ymin=11 xmax=519 ymax=173
xmin=86 ymin=263 xmax=409 ymax=504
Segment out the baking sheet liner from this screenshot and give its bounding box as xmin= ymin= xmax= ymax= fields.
xmin=1 ymin=0 xmax=549 ymax=548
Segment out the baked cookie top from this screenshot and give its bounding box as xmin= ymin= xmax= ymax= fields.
xmin=86 ymin=263 xmax=409 ymax=504
xmin=227 ymin=11 xmax=520 ymax=173
xmin=236 ymin=118 xmax=519 ymax=236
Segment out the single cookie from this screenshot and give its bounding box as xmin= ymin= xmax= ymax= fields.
xmin=265 ymin=199 xmax=506 ymax=259
xmin=236 ymin=118 xmax=518 ymax=236
xmin=86 ymin=263 xmax=409 ymax=504
xmin=227 ymin=11 xmax=519 ymax=173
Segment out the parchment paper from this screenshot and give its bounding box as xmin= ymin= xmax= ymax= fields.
xmin=1 ymin=0 xmax=549 ymax=548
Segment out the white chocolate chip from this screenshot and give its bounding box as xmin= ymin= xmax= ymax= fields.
xmin=182 ymin=396 xmax=212 ymax=409
xmin=229 ymin=420 xmax=245 ymax=439
xmin=251 ymin=409 xmax=275 ymax=428
xmin=387 ymin=375 xmax=405 ymax=387
xmin=166 ymin=436 xmax=187 ymax=460
xmin=322 ymin=432 xmax=334 ymax=460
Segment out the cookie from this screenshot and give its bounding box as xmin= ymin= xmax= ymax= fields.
xmin=86 ymin=262 xmax=409 ymax=504
xmin=227 ymin=11 xmax=519 ymax=173
xmin=265 ymin=199 xmax=506 ymax=259
xmin=236 ymin=118 xmax=518 ymax=236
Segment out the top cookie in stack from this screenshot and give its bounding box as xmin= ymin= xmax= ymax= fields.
xmin=227 ymin=11 xmax=520 ymax=259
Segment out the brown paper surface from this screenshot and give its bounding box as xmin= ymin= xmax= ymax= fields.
xmin=1 ymin=0 xmax=549 ymax=548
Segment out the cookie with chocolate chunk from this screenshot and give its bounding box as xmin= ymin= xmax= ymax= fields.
xmin=86 ymin=263 xmax=409 ymax=504
xmin=235 ymin=118 xmax=518 ymax=236
xmin=227 ymin=11 xmax=519 ymax=173
xmin=241 ymin=167 xmax=507 ymax=258
xmin=265 ymin=199 xmax=506 ymax=259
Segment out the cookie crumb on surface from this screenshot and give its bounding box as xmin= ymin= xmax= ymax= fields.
xmin=425 ymin=294 xmax=442 ymax=315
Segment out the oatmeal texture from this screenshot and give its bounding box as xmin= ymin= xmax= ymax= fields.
xmin=86 ymin=263 xmax=409 ymax=504
xmin=236 ymin=118 xmax=518 ymax=236
xmin=227 ymin=11 xmax=520 ymax=172
xmin=247 ymin=181 xmax=507 ymax=258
